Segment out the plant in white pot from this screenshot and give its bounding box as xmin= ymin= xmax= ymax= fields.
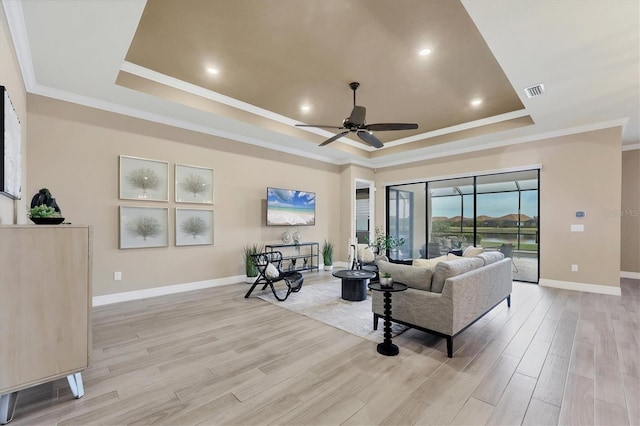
xmin=243 ymin=243 xmax=263 ymax=283
xmin=322 ymin=240 xmax=334 ymax=271
xmin=380 ymin=272 xmax=393 ymax=287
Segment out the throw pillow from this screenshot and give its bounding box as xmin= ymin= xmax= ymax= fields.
xmin=378 ymin=260 xmax=433 ymax=291
xmin=475 ymin=251 xmax=504 ymax=266
xmin=358 ymin=246 xmax=375 ymax=263
xmin=412 ymin=255 xmax=446 ymax=268
xmin=265 ymin=262 xmax=280 ymax=279
xmin=431 ymin=257 xmax=484 ymax=293
xmin=463 ymin=246 xmax=484 ymax=257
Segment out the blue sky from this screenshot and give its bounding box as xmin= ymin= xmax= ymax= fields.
xmin=268 ymin=188 xmax=316 ymax=209
xmin=432 ymin=191 xmax=538 ymax=218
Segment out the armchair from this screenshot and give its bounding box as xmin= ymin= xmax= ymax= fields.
xmin=244 ymin=251 xmax=304 ymax=301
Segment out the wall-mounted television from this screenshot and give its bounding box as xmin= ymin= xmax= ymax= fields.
xmin=266 ymin=187 xmax=316 ymax=226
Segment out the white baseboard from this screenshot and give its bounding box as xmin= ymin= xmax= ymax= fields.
xmin=621 ymin=271 xmax=640 ymax=280
xmin=539 ymin=279 xmax=622 ymax=296
xmin=92 ymin=275 xmax=245 ymax=306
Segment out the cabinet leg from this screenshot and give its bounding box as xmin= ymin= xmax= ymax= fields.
xmin=66 ymin=373 xmax=84 ymax=399
xmin=0 ymin=392 xmax=18 ymax=424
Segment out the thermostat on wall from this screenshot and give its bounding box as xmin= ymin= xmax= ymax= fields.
xmin=575 ymin=210 xmax=586 ymax=218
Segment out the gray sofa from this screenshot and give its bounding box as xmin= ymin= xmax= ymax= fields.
xmin=373 ymin=252 xmax=512 ymax=357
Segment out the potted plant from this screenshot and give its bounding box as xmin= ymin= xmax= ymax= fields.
xmin=243 ymin=243 xmax=263 ymax=283
xmin=379 ymin=272 xmax=393 ymax=287
xmin=322 ymin=240 xmax=334 ymax=271
xmin=374 ymin=226 xmax=405 ymax=254
xmin=28 ymin=205 xmax=64 ymax=225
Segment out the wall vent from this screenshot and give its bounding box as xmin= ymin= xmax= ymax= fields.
xmin=524 ymin=84 xmax=545 ymax=98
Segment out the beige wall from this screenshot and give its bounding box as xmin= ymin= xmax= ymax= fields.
xmin=621 ymin=149 xmax=640 ymax=273
xmin=0 ymin=6 xmax=27 ymax=224
xmin=27 ymin=96 xmax=343 ymax=296
xmin=374 ymin=127 xmax=623 ymax=288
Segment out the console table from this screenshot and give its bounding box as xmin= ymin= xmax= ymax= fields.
xmin=368 ymin=282 xmax=408 ymax=356
xmin=265 ymin=242 xmax=319 ymax=273
xmin=0 ymin=225 xmax=92 ymax=424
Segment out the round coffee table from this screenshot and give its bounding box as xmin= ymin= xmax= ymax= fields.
xmin=332 ymin=269 xmax=376 ymax=301
xmin=368 ymin=282 xmax=408 ymax=356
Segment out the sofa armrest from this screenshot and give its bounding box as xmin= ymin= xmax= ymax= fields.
xmin=441 ymin=258 xmax=512 ymax=335
xmin=372 ymin=288 xmax=453 ymax=334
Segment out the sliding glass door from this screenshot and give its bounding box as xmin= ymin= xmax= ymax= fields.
xmin=386 ymin=169 xmax=539 ymax=282
xmin=475 ymin=171 xmax=538 ymax=282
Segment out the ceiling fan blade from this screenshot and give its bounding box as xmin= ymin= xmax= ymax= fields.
xmin=364 ymin=123 xmax=419 ymax=131
xmin=349 ymin=106 xmax=366 ymax=126
xmin=296 ymin=124 xmax=345 ymax=130
xmin=357 ymin=130 xmax=384 ymax=148
xmin=319 ymin=131 xmax=350 ymax=147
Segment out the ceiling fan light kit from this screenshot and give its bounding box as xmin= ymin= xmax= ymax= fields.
xmin=296 ymin=82 xmax=419 ymax=148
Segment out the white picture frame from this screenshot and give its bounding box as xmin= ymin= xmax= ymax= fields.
xmin=1 ymin=86 xmax=21 ymax=200
xmin=175 ymin=164 xmax=214 ymax=204
xmin=119 ymin=206 xmax=169 ymax=249
xmin=175 ymin=208 xmax=214 ymax=246
xmin=119 ymin=155 xmax=169 ymax=201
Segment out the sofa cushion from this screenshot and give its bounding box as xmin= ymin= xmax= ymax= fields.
xmin=431 ymin=257 xmax=484 ymax=293
xmin=463 ymin=246 xmax=484 ymax=257
xmin=412 ymin=253 xmax=460 ymax=268
xmin=475 ymin=251 xmax=504 ymax=266
xmin=377 ymin=260 xmax=433 ymax=291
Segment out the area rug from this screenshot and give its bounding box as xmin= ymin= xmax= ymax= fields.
xmin=256 ymin=278 xmax=408 ymax=342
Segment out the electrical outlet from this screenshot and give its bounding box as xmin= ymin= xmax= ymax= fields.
xmin=571 ymin=264 xmax=578 ymax=272
xmin=114 ymin=272 xmax=122 ymax=281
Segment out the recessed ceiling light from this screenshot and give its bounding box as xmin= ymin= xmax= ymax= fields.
xmin=418 ymin=48 xmax=432 ymax=56
xmin=300 ymin=105 xmax=311 ymax=112
xmin=206 ymin=67 xmax=219 ymax=75
xmin=470 ymin=98 xmax=483 ymax=106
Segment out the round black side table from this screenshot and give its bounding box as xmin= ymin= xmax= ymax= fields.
xmin=333 ymin=269 xmax=376 ymax=301
xmin=368 ymin=282 xmax=408 ymax=356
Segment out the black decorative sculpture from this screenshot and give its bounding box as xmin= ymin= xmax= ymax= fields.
xmin=30 ymin=188 xmax=61 ymax=214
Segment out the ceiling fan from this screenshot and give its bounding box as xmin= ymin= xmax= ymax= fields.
xmin=296 ymin=82 xmax=419 ymax=148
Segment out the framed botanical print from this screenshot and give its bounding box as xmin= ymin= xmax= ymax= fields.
xmin=119 ymin=155 xmax=169 ymax=201
xmin=119 ymin=206 xmax=169 ymax=249
xmin=175 ymin=164 xmax=214 ymax=204
xmin=175 ymin=208 xmax=214 ymax=246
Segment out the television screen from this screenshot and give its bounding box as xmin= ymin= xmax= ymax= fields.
xmin=267 ymin=187 xmax=316 ymax=226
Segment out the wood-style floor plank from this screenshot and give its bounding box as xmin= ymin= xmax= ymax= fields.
xmin=7 ymin=274 xmax=638 ymax=425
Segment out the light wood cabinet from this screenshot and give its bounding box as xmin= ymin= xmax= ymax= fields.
xmin=0 ymin=225 xmax=91 ymax=423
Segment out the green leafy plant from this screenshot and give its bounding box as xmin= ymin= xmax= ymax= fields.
xmin=28 ymin=205 xmax=61 ymax=218
xmin=381 ymin=272 xmax=392 ymax=279
xmin=322 ymin=240 xmax=334 ymax=266
xmin=432 ymin=221 xmax=451 ymax=233
xmin=374 ymin=226 xmax=405 ymax=251
xmin=243 ymin=243 xmax=263 ymax=277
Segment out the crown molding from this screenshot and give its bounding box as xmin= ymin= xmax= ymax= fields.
xmin=4 ymin=1 xmax=632 ymax=170
xmin=2 ymin=0 xmax=35 ymax=90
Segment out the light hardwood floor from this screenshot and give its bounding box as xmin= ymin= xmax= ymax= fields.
xmin=9 ymin=274 xmax=639 ymax=425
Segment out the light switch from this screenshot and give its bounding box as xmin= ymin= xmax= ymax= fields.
xmin=571 ymin=224 xmax=584 ymax=232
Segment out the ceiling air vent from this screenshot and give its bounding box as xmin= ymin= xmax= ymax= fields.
xmin=524 ymin=83 xmax=545 ymax=98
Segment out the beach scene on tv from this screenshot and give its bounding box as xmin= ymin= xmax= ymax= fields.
xmin=267 ymin=188 xmax=316 ymax=226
